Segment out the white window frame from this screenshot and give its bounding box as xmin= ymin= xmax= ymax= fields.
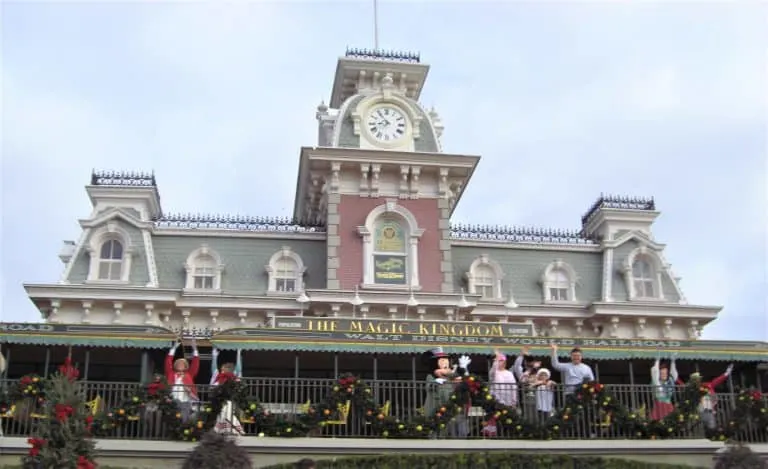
xmin=540 ymin=259 xmax=578 ymax=304
xmin=357 ymin=199 xmax=424 ymax=290
xmin=265 ymin=247 xmax=307 ymax=294
xmin=85 ymin=222 xmax=134 ymax=284
xmin=622 ymin=246 xmax=665 ymax=301
xmin=184 ymin=244 xmax=225 ymax=292
xmin=465 ymin=254 xmax=504 ymax=300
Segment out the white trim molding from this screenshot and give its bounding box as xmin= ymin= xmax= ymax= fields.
xmin=540 ymin=259 xmax=578 ymax=304
xmin=265 ymin=246 xmax=307 ymax=293
xmin=85 ymin=221 xmax=134 ymax=284
xmin=358 ymin=199 xmax=424 ymax=290
xmin=465 ymin=254 xmax=504 ymax=300
xmin=621 ymin=245 xmax=666 ymax=301
xmin=184 ymin=244 xmax=225 ymax=293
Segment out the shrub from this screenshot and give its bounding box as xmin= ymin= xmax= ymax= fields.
xmin=262 ymin=453 xmax=708 ymax=469
xmin=181 ymin=432 xmax=252 ymax=469
xmin=714 ymin=444 xmax=765 ymax=469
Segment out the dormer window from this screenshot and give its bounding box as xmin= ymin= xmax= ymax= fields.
xmin=465 ymin=254 xmax=504 ymax=300
xmin=622 ymin=246 xmax=665 ymax=301
xmin=184 ymin=245 xmax=224 ymax=292
xmin=632 ymin=259 xmax=655 ymax=297
xmin=98 ymin=240 xmax=123 ymax=281
xmin=540 ymin=260 xmax=578 ymax=304
xmin=86 ymin=222 xmax=134 ymax=283
xmin=266 ymin=247 xmax=306 ymax=293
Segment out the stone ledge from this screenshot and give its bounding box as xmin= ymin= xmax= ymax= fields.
xmin=0 ymin=436 xmax=725 ymax=456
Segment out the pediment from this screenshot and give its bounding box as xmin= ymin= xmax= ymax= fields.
xmin=604 ymin=230 xmax=665 ymax=251
xmin=79 ymin=207 xmax=150 ymax=230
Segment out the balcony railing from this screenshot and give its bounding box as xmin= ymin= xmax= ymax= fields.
xmin=1 ymin=377 xmax=765 ymax=443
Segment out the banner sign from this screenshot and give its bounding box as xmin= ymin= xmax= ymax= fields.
xmin=373 ymin=255 xmax=407 ymax=285
xmin=219 ymin=317 xmax=697 ymax=349
xmin=0 ymin=322 xmax=173 ymax=335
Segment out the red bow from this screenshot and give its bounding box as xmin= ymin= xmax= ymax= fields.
xmin=77 ymin=455 xmax=96 ymax=469
xmin=59 ymin=357 xmax=80 ymax=381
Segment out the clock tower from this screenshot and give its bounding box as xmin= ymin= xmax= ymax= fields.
xmin=296 ymin=49 xmax=480 ymax=294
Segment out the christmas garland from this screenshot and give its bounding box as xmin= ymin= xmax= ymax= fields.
xmin=4 ymin=374 xmax=767 ymax=442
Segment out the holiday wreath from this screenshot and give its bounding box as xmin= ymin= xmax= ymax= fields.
xmin=4 ymin=373 xmax=766 ymax=442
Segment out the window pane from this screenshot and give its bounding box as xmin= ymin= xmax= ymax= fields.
xmin=549 ymin=287 xmax=568 ymax=301
xmin=100 ymin=240 xmax=123 ymax=260
xmin=276 ymin=279 xmax=296 ymax=292
xmin=194 ymin=276 xmax=214 ymax=289
xmin=547 ymin=269 xmax=569 ymax=287
xmin=276 ymin=257 xmax=297 ymax=277
xmin=98 ymin=260 xmax=121 ymax=280
xmin=643 ymin=280 xmax=654 ymax=297
xmin=478 ymin=285 xmax=494 ymax=298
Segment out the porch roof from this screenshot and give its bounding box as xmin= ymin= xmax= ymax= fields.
xmin=0 ymin=323 xmax=177 ymax=349
xmin=211 ymin=325 xmax=768 ymax=362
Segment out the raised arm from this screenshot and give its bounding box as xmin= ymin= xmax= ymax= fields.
xmin=209 ymin=348 xmax=220 ymax=385
xmin=709 ymin=364 xmax=733 ymax=389
xmin=669 ymin=357 xmax=679 ymax=383
xmin=234 ymin=349 xmax=243 ymax=378
xmin=512 ymin=355 xmax=524 ymax=380
xmin=549 ymin=344 xmax=565 ymax=372
xmin=165 ymin=342 xmax=178 ymax=377
xmin=188 ymin=340 xmax=200 ymax=378
xmin=650 ymin=358 xmax=660 ymax=385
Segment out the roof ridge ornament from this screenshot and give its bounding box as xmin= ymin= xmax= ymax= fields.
xmin=344 ymin=47 xmax=421 ymax=64
xmin=581 ymin=193 xmax=656 ymax=225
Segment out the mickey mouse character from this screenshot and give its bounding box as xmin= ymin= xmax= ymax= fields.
xmin=422 ymin=347 xmax=472 ymax=438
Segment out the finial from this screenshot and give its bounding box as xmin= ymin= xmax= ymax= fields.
xmin=317 ymin=100 xmax=328 ymax=112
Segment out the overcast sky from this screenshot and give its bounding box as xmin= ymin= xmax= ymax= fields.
xmin=2 ymin=1 xmax=766 ymax=340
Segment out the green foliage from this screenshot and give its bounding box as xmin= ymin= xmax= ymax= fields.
xmin=261 ymin=453 xmax=708 ymax=469
xmin=713 ymin=443 xmax=765 ymax=469
xmin=10 ymin=373 xmax=768 ymax=442
xmin=181 ymin=431 xmax=253 ymax=469
xmin=21 ymin=358 xmax=97 ymax=469
xmin=709 ymin=389 xmax=768 ymax=442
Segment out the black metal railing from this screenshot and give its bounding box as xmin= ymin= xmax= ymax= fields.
xmin=1 ymin=378 xmax=765 ymax=442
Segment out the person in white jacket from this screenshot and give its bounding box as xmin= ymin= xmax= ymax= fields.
xmin=489 ymin=349 xmax=517 ymax=407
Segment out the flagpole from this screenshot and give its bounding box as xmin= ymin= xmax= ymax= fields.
xmin=373 ymin=0 xmax=379 ymax=50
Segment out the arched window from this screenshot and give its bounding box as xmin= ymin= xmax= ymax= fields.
xmin=192 ymin=255 xmax=216 ymax=289
xmin=632 ymin=258 xmax=655 ymax=298
xmin=86 ymin=222 xmax=134 ymax=283
xmin=266 ymin=247 xmax=306 ymax=293
xmin=358 ymin=200 xmax=424 ymax=290
xmin=274 ymin=256 xmax=299 ymax=292
xmin=540 ymin=260 xmax=578 ymax=303
xmin=184 ymin=245 xmax=225 ymax=292
xmin=465 ymin=254 xmax=504 ymax=300
xmin=622 ymin=246 xmax=665 ymax=301
xmin=98 ymin=239 xmax=123 ymax=281
xmin=373 ymin=219 xmax=408 ymax=286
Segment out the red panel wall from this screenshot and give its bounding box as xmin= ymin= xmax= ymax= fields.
xmin=337 ymin=196 xmax=442 ymax=292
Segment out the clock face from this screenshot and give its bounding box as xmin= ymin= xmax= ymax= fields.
xmin=366 ymin=106 xmax=407 ymax=142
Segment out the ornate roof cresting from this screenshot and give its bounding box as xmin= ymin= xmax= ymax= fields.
xmin=155 ymin=214 xmax=326 ymax=233
xmin=582 ymin=194 xmax=656 ymax=225
xmin=450 ymin=223 xmax=596 ymax=245
xmin=91 ymin=170 xmax=156 ymax=187
xmin=345 ymin=47 xmax=420 ymax=64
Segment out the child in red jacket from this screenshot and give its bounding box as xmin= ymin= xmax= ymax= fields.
xmin=165 ymin=339 xmax=200 ymax=422
xmin=678 ymin=364 xmax=733 ymax=430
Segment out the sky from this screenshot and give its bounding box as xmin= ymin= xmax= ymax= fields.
xmin=1 ymin=1 xmax=766 ymax=341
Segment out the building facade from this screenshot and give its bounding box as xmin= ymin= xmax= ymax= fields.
xmin=23 ymin=49 xmax=720 ymax=345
